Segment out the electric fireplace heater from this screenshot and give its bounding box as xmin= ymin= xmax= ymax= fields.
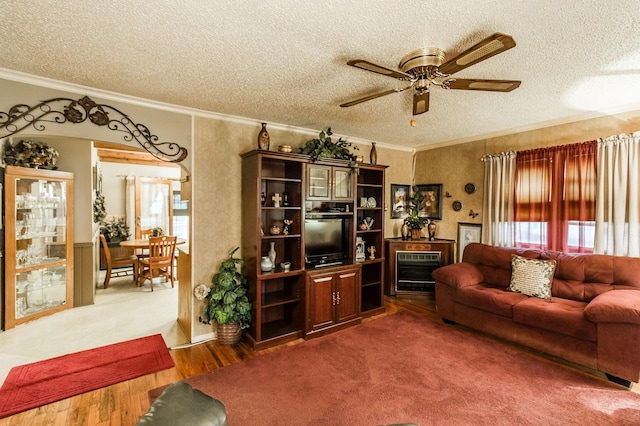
xmin=395 ymin=251 xmax=441 ymax=296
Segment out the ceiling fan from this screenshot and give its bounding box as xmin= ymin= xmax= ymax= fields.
xmin=340 ymin=33 xmax=521 ymax=116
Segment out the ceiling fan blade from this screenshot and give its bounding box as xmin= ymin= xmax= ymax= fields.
xmin=447 ymin=79 xmax=521 ymax=92
xmin=340 ymin=86 xmax=411 ymax=108
xmin=347 ymin=59 xmax=414 ymax=80
xmin=439 ymin=33 xmax=516 ymax=75
xmin=413 ymin=91 xmax=430 ymax=115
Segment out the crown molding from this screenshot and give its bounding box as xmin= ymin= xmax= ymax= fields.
xmin=0 ymin=68 xmax=414 ymax=154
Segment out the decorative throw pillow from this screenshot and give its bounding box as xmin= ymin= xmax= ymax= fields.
xmin=509 ymin=255 xmax=556 ymax=300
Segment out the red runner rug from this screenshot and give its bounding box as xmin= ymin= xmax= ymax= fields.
xmin=0 ymin=334 xmax=174 ymax=419
xmin=153 ymin=312 xmax=640 ymax=425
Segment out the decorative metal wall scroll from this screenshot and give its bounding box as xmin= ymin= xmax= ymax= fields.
xmin=0 ymin=95 xmax=188 ymax=162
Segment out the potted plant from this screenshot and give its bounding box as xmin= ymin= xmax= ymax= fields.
xmin=99 ymin=216 xmax=131 ymax=242
xmin=200 ymin=247 xmax=252 ymax=345
xmin=404 ymin=185 xmax=430 ymax=239
xmin=298 ymin=127 xmax=359 ymax=165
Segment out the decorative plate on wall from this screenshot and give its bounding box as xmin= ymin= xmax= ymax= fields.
xmin=452 ymin=200 xmax=463 ymax=211
xmin=464 ymin=182 xmax=476 ymax=194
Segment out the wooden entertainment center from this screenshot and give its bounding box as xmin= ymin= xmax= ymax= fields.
xmin=241 ymin=150 xmax=386 ymax=350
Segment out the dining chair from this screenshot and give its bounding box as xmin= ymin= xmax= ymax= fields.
xmin=136 ymin=228 xmax=153 ymax=275
xmin=99 ymin=234 xmax=138 ymax=289
xmin=137 ymin=235 xmax=177 ymax=291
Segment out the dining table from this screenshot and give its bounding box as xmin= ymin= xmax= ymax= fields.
xmin=120 ymin=237 xmax=186 ymax=286
xmin=119 ymin=237 xmax=186 ymax=249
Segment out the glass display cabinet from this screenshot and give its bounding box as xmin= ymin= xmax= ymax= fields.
xmin=4 ymin=165 xmax=74 ymax=329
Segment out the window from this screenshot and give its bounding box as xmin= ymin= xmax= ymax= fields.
xmin=172 ymin=191 xmax=189 ymax=242
xmin=514 ymin=141 xmax=597 ymax=252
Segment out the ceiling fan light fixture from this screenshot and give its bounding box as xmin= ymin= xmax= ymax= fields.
xmin=399 ymin=48 xmax=446 ymax=73
xmin=341 ymin=33 xmax=520 ymax=115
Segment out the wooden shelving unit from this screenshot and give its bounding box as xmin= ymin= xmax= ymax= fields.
xmin=355 ymin=164 xmax=387 ymax=317
xmin=242 ymin=151 xmax=306 ymax=350
xmin=241 ymin=151 xmax=387 ymax=349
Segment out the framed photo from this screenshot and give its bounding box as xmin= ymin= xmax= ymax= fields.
xmin=416 ymin=184 xmax=443 ymax=220
xmin=457 ymin=222 xmax=482 ymax=262
xmin=390 ymin=184 xmax=409 ymax=219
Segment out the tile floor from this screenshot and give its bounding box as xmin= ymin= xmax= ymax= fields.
xmin=0 ymin=273 xmax=187 ymax=385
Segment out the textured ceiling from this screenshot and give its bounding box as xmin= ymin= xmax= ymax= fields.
xmin=1 ymin=0 xmax=640 ymax=149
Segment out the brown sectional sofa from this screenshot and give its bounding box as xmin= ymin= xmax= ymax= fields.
xmin=432 ymin=243 xmax=640 ymax=385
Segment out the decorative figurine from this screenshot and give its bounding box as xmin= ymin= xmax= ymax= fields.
xmin=282 ymin=219 xmax=293 ymax=235
xmin=367 ymin=246 xmax=376 ymax=260
xmin=356 ymin=237 xmax=366 ymax=261
xmin=272 ymin=193 xmax=282 ymax=208
xmin=363 ymin=217 xmax=374 ymax=230
xmin=270 ymin=225 xmax=281 ymax=235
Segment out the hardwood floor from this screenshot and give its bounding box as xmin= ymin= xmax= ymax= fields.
xmin=0 ymin=297 xmax=438 ymax=426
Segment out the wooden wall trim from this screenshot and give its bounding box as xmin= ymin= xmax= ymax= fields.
xmin=97 ymin=148 xmax=180 ymax=167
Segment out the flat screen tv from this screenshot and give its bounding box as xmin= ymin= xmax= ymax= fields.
xmin=304 ymin=218 xmax=348 ymax=267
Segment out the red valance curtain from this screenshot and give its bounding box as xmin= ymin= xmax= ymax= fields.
xmin=514 ymin=141 xmax=597 ymax=252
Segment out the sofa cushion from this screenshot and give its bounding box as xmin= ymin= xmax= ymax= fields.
xmin=512 ymin=297 xmax=597 ymax=341
xmin=584 ymin=289 xmax=640 ymax=325
xmin=463 ymin=243 xmax=542 ymax=288
xmin=432 ymin=263 xmax=484 ymax=289
xmin=457 ymin=284 xmax=528 ymax=317
xmin=509 ymin=255 xmax=556 ymax=300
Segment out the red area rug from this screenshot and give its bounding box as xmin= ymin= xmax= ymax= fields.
xmin=0 ymin=334 xmax=173 ymax=419
xmin=153 ymin=312 xmax=640 ymax=425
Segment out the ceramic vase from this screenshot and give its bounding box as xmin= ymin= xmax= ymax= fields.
xmin=258 ymin=123 xmax=270 ymax=150
xmin=401 ymin=222 xmax=410 ymax=240
xmin=428 ymin=221 xmax=437 ymax=241
xmin=369 ymin=142 xmax=377 ymax=164
xmin=261 ymin=256 xmax=273 ymax=272
xmin=268 ymin=242 xmax=276 ymax=271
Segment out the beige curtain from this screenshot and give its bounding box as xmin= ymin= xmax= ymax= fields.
xmin=125 ymin=176 xmax=136 ymax=234
xmin=481 ymin=152 xmax=516 ymax=246
xmin=595 ymin=132 xmax=640 ymax=256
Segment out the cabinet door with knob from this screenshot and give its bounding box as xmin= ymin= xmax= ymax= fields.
xmin=306 ymin=265 xmax=361 ymax=335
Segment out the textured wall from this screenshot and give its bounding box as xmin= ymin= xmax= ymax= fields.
xmin=414 ymin=109 xmax=640 ymax=244
xmin=375 ymin=145 xmax=415 ymax=238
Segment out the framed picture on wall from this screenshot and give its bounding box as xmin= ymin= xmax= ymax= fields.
xmin=416 ymin=184 xmax=443 ymax=220
xmin=390 ymin=184 xmax=410 ymax=219
xmin=457 ymin=222 xmax=482 ymax=262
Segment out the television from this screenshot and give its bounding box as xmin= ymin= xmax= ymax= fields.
xmin=304 ymin=218 xmax=349 ymax=267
